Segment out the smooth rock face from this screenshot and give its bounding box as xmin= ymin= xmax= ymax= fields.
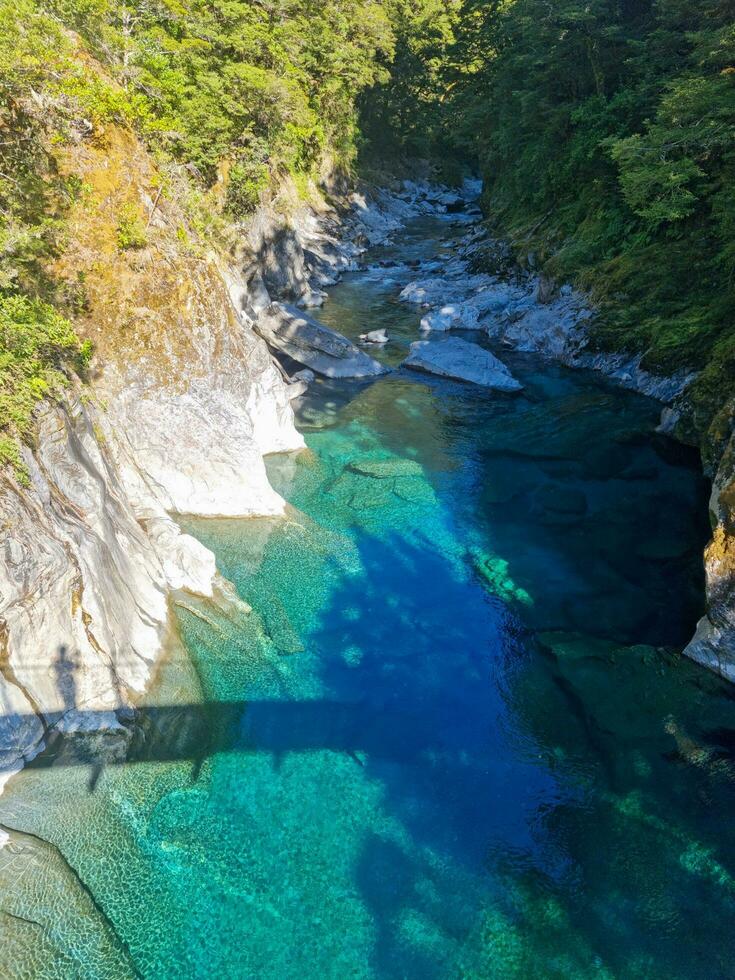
xmin=684 ymin=435 xmax=735 ymax=682
xmin=0 ymin=403 xmax=169 ymax=772
xmin=403 ymin=338 xmax=523 ymax=390
xmin=257 ymin=303 xmax=387 ymax=378
xmin=0 ymin=264 xmax=307 ymax=776
xmin=0 ymin=314 xmax=306 ymax=775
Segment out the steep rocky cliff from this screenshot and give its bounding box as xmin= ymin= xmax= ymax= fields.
xmin=0 ymin=98 xmax=420 ymax=782
xmin=685 ymin=436 xmax=735 ymax=681
xmin=0 ymin=123 xmax=310 ymax=781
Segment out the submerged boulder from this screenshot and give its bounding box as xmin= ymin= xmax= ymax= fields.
xmin=256 ymin=303 xmax=387 ymax=379
xmin=347 ymin=458 xmax=424 ymax=479
xmin=360 ymin=329 xmax=389 ymax=344
xmin=402 ymin=338 xmax=523 ymax=390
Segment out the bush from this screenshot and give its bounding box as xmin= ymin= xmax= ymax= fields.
xmin=225 ymin=159 xmax=270 ymax=218
xmin=0 ymin=294 xmax=90 ymax=480
xmin=116 ymin=203 xmax=147 ymax=250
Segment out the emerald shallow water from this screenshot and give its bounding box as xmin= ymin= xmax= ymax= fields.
xmin=1 ymin=216 xmax=734 ymax=978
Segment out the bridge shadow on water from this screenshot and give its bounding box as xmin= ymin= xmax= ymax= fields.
xmin=4 ymin=522 xmax=735 ymax=976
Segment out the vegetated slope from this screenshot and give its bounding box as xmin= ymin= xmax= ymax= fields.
xmin=362 ymin=0 xmax=735 ymax=467
xmin=0 ymin=0 xmax=405 ymax=468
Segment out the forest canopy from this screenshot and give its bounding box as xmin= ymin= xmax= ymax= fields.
xmin=360 ymin=0 xmax=735 ymax=452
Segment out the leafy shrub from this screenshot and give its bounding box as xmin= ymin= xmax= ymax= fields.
xmin=116 ymin=203 xmax=147 ymax=250
xmin=0 ymin=294 xmax=91 ymax=480
xmin=225 ymin=158 xmax=270 ymax=218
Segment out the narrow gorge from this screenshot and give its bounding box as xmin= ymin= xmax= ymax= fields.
xmin=0 ymin=0 xmax=734 ymax=976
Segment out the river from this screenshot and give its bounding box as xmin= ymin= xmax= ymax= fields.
xmin=0 ymin=213 xmax=734 ymax=979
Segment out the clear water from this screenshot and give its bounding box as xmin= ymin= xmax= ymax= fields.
xmin=1 ymin=216 xmax=734 ymax=979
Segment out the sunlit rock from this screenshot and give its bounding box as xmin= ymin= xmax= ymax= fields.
xmin=257 ymin=303 xmax=388 ymax=378
xmin=403 ymin=338 xmax=523 ymax=390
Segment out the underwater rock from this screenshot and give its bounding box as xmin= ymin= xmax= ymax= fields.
xmin=392 ymin=477 xmax=436 ymax=505
xmin=347 ymin=459 xmax=424 ymax=479
xmin=471 ymin=550 xmax=532 ymax=606
xmin=359 ymin=329 xmax=389 ymax=344
xmin=403 ymin=338 xmax=523 ymax=390
xmin=533 ymin=484 xmax=588 ymax=516
xmin=256 ymin=303 xmax=387 ymax=378
xmin=583 ymin=444 xmax=632 ymax=480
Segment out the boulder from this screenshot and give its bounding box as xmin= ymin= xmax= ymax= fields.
xmin=402 ymin=338 xmax=523 ymax=390
xmin=285 ymin=380 xmax=308 ymax=400
xmin=419 ymin=304 xmax=482 ymax=332
xmin=256 ymin=224 xmax=310 ymax=300
xmin=257 ymin=303 xmax=387 ymax=379
xmin=436 ymin=191 xmax=465 ymax=213
xmin=399 ymin=278 xmax=453 ymax=306
xmin=359 ymin=329 xmax=389 ymax=344
xmin=532 ymin=275 xmax=557 ymax=305
xmin=246 ymin=272 xmax=272 ymax=313
xmin=297 ymin=288 xmax=327 ymax=308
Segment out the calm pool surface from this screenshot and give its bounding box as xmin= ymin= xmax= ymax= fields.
xmin=0 ymin=216 xmax=733 ymax=979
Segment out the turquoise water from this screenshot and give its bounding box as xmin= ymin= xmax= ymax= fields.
xmin=1 ymin=216 xmax=734 ymax=978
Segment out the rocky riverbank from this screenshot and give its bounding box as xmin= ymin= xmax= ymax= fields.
xmin=0 ymin=165 xmax=731 ymax=790
xmin=0 ymin=163 xmax=480 ymax=783
xmin=375 ymin=183 xmax=734 ymax=681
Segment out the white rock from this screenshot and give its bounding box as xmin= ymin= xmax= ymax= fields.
xmin=400 ymin=273 xmax=495 ymax=309
xmin=257 ymin=303 xmax=387 ymax=378
xmin=359 ymin=329 xmax=389 ymax=344
xmin=656 ymin=407 xmax=680 ymax=435
xmin=399 ymin=278 xmax=450 ymax=306
xmin=297 ymin=288 xmax=327 ymax=308
xmin=403 ymin=338 xmax=523 ymax=390
xmin=419 ymin=304 xmax=482 ymax=332
xmin=247 ymin=273 xmax=272 ymax=313
xmin=286 ymin=380 xmax=308 ymax=400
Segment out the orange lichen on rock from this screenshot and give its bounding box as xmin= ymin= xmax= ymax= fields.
xmin=50 ymin=123 xmax=242 ymax=388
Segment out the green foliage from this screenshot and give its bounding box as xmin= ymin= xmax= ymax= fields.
xmin=359 ymin=0 xmax=463 ymax=170
xmin=0 ymin=294 xmax=90 ymax=479
xmin=43 ymin=0 xmax=396 ymax=185
xmin=116 ymin=203 xmax=147 ymax=250
xmin=0 ymin=0 xmax=404 ymax=463
xmin=226 ymin=158 xmax=270 ymax=218
xmin=361 ymin=0 xmax=735 ymax=447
